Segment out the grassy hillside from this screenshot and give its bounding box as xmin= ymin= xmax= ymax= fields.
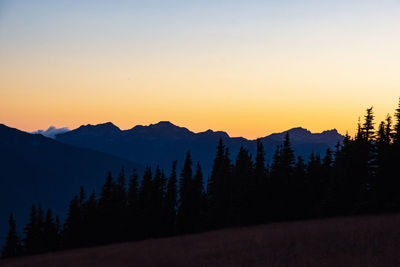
xmin=2 ymin=214 xmax=400 ymax=267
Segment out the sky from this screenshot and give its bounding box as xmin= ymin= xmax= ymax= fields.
xmin=0 ymin=0 xmax=399 ymax=139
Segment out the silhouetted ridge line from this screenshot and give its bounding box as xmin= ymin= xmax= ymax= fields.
xmin=55 ymin=122 xmax=344 ymax=176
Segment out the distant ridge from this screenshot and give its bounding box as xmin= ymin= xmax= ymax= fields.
xmin=54 ymin=121 xmax=343 ymax=142
xmin=56 ymin=121 xmax=345 ymax=175
xmin=264 ymin=127 xmax=342 ymax=144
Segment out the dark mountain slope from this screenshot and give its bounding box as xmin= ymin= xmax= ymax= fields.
xmin=0 ymin=124 xmax=142 ymax=244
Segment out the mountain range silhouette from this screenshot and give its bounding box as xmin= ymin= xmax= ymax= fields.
xmin=55 ymin=121 xmax=344 ymax=176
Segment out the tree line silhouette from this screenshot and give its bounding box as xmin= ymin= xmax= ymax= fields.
xmin=3 ymin=99 xmax=400 ymax=258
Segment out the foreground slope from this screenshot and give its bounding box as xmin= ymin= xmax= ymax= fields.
xmin=0 ymin=124 xmax=143 ymax=244
xmin=3 ymin=214 xmax=400 ymax=267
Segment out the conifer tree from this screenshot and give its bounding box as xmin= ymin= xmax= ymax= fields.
xmin=82 ymin=191 xmax=98 ymax=246
xmin=207 ymin=139 xmax=232 ymax=229
xmin=269 ymin=145 xmax=282 ymax=218
xmin=128 ymin=169 xmax=139 ymax=209
xmin=280 ymin=133 xmax=296 ymax=218
xmin=269 ymin=134 xmax=296 ymax=219
xmin=356 ymin=117 xmax=363 ymax=140
xmin=159 ymin=170 xmax=169 ymax=236
xmin=161 ymin=170 xmax=168 ymax=197
xmin=138 ymin=166 xmax=153 ymax=238
xmin=79 ymin=186 xmax=85 ymax=207
xmin=254 ymin=139 xmax=268 ymax=223
xmin=192 ymin=162 xmax=206 ymax=232
xmin=207 ymin=139 xmax=226 ymax=204
xmin=360 ymin=107 xmax=377 ymax=209
xmin=306 ymin=153 xmax=324 ymax=215
xmin=115 ymin=167 xmax=128 ymax=241
xmin=127 ymin=168 xmax=139 ymax=239
xmin=43 ymin=209 xmax=59 ymax=252
xmin=377 ymin=121 xmax=386 ymax=144
xmin=55 ymin=216 xmax=61 ymax=244
xmin=165 ymin=161 xmax=178 ymax=235
xmin=394 ymin=98 xmax=400 ymax=144
xmin=294 ymin=156 xmax=306 ymax=178
xmin=270 ymin=145 xmax=282 ymax=179
xmin=255 ymin=139 xmax=266 ymax=180
xmin=100 ymin=172 xmax=114 ymax=205
xmin=377 ymin=115 xmax=393 ymax=145
xmin=177 ymin=152 xmax=193 ymax=233
xmin=116 ymin=167 xmax=127 ymax=206
xmin=2 ymin=213 xmax=20 ymax=258
xmin=323 ymin=149 xmax=333 ymax=169
xmin=36 ymin=204 xmax=45 ymax=252
xmin=388 ymin=99 xmax=400 ymax=205
xmin=233 ymin=146 xmax=253 ymax=226
xmin=24 ymin=204 xmax=39 ymax=254
xmin=153 ymin=166 xmax=163 ymax=204
xmin=385 ymin=115 xmax=393 ymax=142
xmin=362 ymin=107 xmax=375 ymax=142
xmin=281 ymin=133 xmax=295 ymax=177
xmin=98 ymin=172 xmax=119 ymax=243
xmin=152 ymin=166 xmax=164 ymax=236
xmin=376 ymin=115 xmax=398 ymax=209
xmin=179 ymin=152 xmax=193 ymax=201
xmin=63 ymin=196 xmax=81 ymax=248
xmin=339 ymin=108 xmax=376 ymax=213
xmin=320 ymin=149 xmax=336 ymax=214
xmin=292 ymin=156 xmax=307 ymax=218
xmin=139 ymin=167 xmax=153 ymax=204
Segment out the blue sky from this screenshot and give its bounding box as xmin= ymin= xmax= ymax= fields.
xmin=1 ymin=0 xmax=399 ymax=138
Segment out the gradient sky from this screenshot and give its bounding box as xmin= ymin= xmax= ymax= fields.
xmin=1 ymin=0 xmax=399 ymax=139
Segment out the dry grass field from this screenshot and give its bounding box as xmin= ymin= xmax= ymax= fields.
xmin=2 ymin=214 xmax=400 ymax=267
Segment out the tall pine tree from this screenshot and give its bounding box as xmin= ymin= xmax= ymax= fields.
xmin=165 ymin=161 xmax=178 ymax=235
xmin=127 ymin=168 xmax=139 ymax=239
xmin=177 ymin=152 xmax=193 ymax=233
xmin=207 ymin=139 xmax=232 ymax=229
xmin=2 ymin=213 xmax=20 ymax=258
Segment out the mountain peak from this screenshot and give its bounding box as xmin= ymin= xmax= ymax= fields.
xmin=78 ymin=122 xmax=120 ymax=130
xmin=125 ymin=121 xmax=193 ymax=138
xmin=286 ymin=127 xmax=311 ymax=135
xmin=262 ymin=127 xmax=344 ymax=145
xmin=198 ymin=129 xmax=230 ymax=139
xmin=321 ymin=129 xmax=339 ymax=135
xmin=96 ymin=122 xmax=119 ymax=129
xmin=151 ymin=121 xmax=176 ymax=128
xmin=62 ymin=122 xmax=121 ymax=138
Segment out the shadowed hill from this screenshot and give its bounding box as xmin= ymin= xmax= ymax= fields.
xmin=2 ymin=214 xmax=400 ymax=267
xmin=0 ymin=124 xmax=143 ymax=245
xmin=56 ymin=121 xmax=344 ymax=176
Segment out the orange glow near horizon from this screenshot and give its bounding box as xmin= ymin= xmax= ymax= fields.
xmin=1 ymin=1 xmax=399 ymax=139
